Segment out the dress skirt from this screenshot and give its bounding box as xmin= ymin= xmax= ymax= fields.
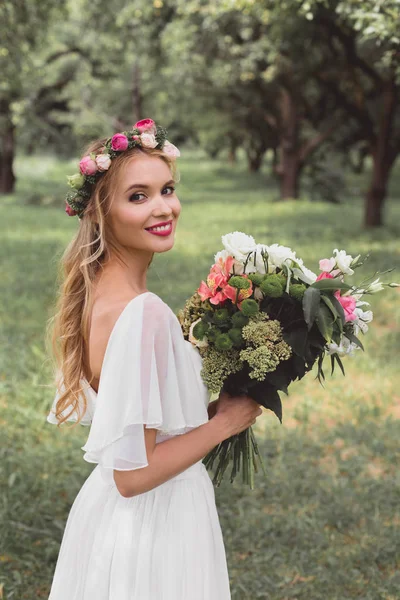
xmin=47 ymin=460 xmax=232 ymax=600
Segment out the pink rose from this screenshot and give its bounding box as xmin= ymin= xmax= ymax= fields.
xmin=316 ymin=271 xmax=334 ymax=281
xmin=111 ymin=133 xmax=129 ymax=151
xmin=134 ymin=118 xmax=156 ymax=134
xmin=65 ymin=202 xmax=77 ymax=216
xmin=79 ymin=155 xmax=97 ymax=175
xmin=319 ymin=258 xmax=336 ymax=272
xmin=95 ymin=153 xmax=111 ymax=171
xmin=334 ymin=291 xmax=357 ymax=322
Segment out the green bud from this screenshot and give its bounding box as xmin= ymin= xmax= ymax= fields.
xmin=215 ymin=333 xmax=233 ymax=351
xmin=289 ymin=283 xmax=307 ymax=301
xmin=248 ymin=273 xmax=265 ymax=286
xmin=206 ymin=326 xmax=220 ymax=342
xmin=260 ymin=274 xmax=284 ymax=298
xmin=228 ymin=327 xmax=244 ymax=347
xmin=232 ymin=311 xmax=249 ymax=328
xmin=67 ymin=173 xmax=85 ymax=190
xmin=228 ymin=275 xmax=251 ymax=289
xmin=213 ymin=308 xmax=230 ymax=325
xmin=193 ymin=320 xmax=207 ymax=340
xmin=240 ymin=299 xmax=259 ymax=316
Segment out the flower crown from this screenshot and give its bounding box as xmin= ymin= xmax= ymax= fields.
xmin=65 ymin=118 xmax=180 ymax=219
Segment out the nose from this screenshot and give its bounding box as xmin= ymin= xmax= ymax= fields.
xmin=153 ymin=192 xmax=173 ymax=217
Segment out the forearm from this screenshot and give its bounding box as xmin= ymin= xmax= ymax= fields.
xmin=122 ymin=418 xmax=225 ymax=498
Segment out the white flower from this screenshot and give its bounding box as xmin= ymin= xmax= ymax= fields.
xmin=333 ymin=249 xmax=355 ymax=275
xmin=95 ymin=153 xmax=111 ymax=171
xmin=188 ymin=318 xmax=209 ymax=348
xmin=353 ymin=307 xmax=373 ymax=335
xmin=265 ymin=243 xmax=297 ymax=269
xmin=221 ymin=231 xmax=257 ymax=263
xmin=367 ymin=278 xmax=384 ymax=293
xmin=253 ymin=243 xmax=274 ymax=274
xmin=292 ymin=264 xmax=318 ymax=285
xmin=162 ymin=140 xmax=180 ymax=158
xmin=140 ymin=133 xmax=158 ymax=148
xmin=327 ymin=336 xmax=360 ymax=357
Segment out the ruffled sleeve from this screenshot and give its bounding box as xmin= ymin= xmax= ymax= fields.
xmin=80 ymin=292 xmax=209 ymax=483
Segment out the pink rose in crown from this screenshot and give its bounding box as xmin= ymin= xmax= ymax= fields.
xmin=111 ymin=133 xmax=129 ymax=151
xmin=334 ymin=291 xmax=357 ymax=322
xmin=134 ymin=118 xmax=156 ymax=134
xmin=65 ymin=202 xmax=77 ymax=216
xmin=79 ymin=155 xmax=97 ymax=176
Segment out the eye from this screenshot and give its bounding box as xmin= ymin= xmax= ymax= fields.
xmin=162 ymin=185 xmax=176 ymax=195
xmin=129 ymin=192 xmax=146 ymax=202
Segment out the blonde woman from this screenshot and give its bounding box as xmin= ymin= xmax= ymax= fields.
xmin=46 ymin=119 xmax=263 ymax=599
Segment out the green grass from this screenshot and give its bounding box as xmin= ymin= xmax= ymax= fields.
xmin=1 ymin=149 xmax=400 ymax=599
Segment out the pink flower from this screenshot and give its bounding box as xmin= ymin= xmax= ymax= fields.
xmin=162 ymin=140 xmax=180 ymax=158
xmin=79 ymin=155 xmax=97 ymax=175
xmin=133 ymin=118 xmax=156 ymax=134
xmin=111 ymin=133 xmax=129 ymax=151
xmin=316 ymin=271 xmax=334 ymax=281
xmin=319 ymin=258 xmax=336 ymax=272
xmin=140 ymin=133 xmax=158 ymax=148
xmin=197 ymin=255 xmax=236 ymax=305
xmin=334 ymin=291 xmax=357 ymax=322
xmin=65 ymin=202 xmax=77 ymax=216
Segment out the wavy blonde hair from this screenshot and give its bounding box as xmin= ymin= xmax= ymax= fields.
xmin=45 ymin=139 xmax=179 ymax=427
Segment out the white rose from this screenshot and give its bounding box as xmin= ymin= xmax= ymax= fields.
xmin=162 ymin=140 xmax=180 ymax=158
xmin=253 ymin=243 xmax=274 ymax=274
xmin=95 ymin=153 xmax=111 ymax=171
xmin=188 ymin=318 xmax=209 ymax=348
xmin=292 ymin=265 xmax=317 ymax=285
xmin=264 ymin=243 xmax=297 ymax=269
xmin=221 ymin=231 xmax=256 ymax=263
xmin=140 ymin=133 xmax=158 ymax=148
xmin=333 ymin=249 xmax=354 ymax=275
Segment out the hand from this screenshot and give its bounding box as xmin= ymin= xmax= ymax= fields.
xmin=213 ymin=391 xmax=263 ymax=440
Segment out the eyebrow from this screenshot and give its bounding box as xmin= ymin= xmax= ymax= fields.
xmin=125 ymin=179 xmax=176 ymax=194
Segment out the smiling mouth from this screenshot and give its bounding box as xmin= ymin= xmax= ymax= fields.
xmin=145 ymin=220 xmax=173 ymax=235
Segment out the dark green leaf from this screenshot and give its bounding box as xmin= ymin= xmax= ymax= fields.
xmin=345 ymin=331 xmax=365 ymax=351
xmin=311 ymin=278 xmax=352 ymax=292
xmin=316 ymin=303 xmax=335 ymax=343
xmin=302 ymin=287 xmax=321 ymax=331
xmin=334 ymin=353 xmax=346 ymax=376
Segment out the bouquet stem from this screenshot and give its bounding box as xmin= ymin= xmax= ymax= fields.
xmin=203 ymin=426 xmax=267 ymax=489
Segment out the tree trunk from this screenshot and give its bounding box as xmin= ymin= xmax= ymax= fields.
xmin=364 ymin=150 xmax=396 ymax=227
xmin=227 ymin=134 xmax=238 ymax=164
xmin=364 ymin=79 xmax=398 ymax=228
xmin=280 ymin=149 xmax=302 ymax=198
xmin=0 ymin=98 xmax=16 ymax=194
xmin=247 ymin=147 xmax=265 ymax=172
xmin=132 ymin=60 xmax=142 ymax=123
xmin=277 ymin=86 xmax=302 ymax=199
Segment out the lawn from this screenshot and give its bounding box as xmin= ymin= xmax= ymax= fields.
xmin=1 ymin=148 xmax=399 ymax=599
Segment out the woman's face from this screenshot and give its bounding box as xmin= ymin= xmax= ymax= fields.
xmin=108 ymin=153 xmax=181 ymax=254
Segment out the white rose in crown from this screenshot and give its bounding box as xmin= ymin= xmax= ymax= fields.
xmin=333 ymin=249 xmax=355 ymax=275
xmin=140 ymin=133 xmax=158 ymax=148
xmin=221 ymin=232 xmax=257 ymax=264
xmin=95 ymin=153 xmax=112 ymax=171
xmin=162 ymin=140 xmax=181 ymax=158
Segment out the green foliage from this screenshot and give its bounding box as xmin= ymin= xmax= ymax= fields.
xmin=240 ymin=298 xmax=259 ymax=316
xmin=260 ymin=274 xmax=285 ymax=297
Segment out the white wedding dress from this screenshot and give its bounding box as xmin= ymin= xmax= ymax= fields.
xmin=46 ymin=291 xmax=231 ymax=599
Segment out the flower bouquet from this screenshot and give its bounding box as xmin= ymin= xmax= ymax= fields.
xmin=177 ymin=232 xmax=399 ymax=489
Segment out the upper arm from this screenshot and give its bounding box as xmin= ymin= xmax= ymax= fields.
xmin=113 ymin=426 xmax=157 ymax=497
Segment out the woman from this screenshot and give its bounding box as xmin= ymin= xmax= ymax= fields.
xmin=46 ymin=118 xmax=263 ymax=599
